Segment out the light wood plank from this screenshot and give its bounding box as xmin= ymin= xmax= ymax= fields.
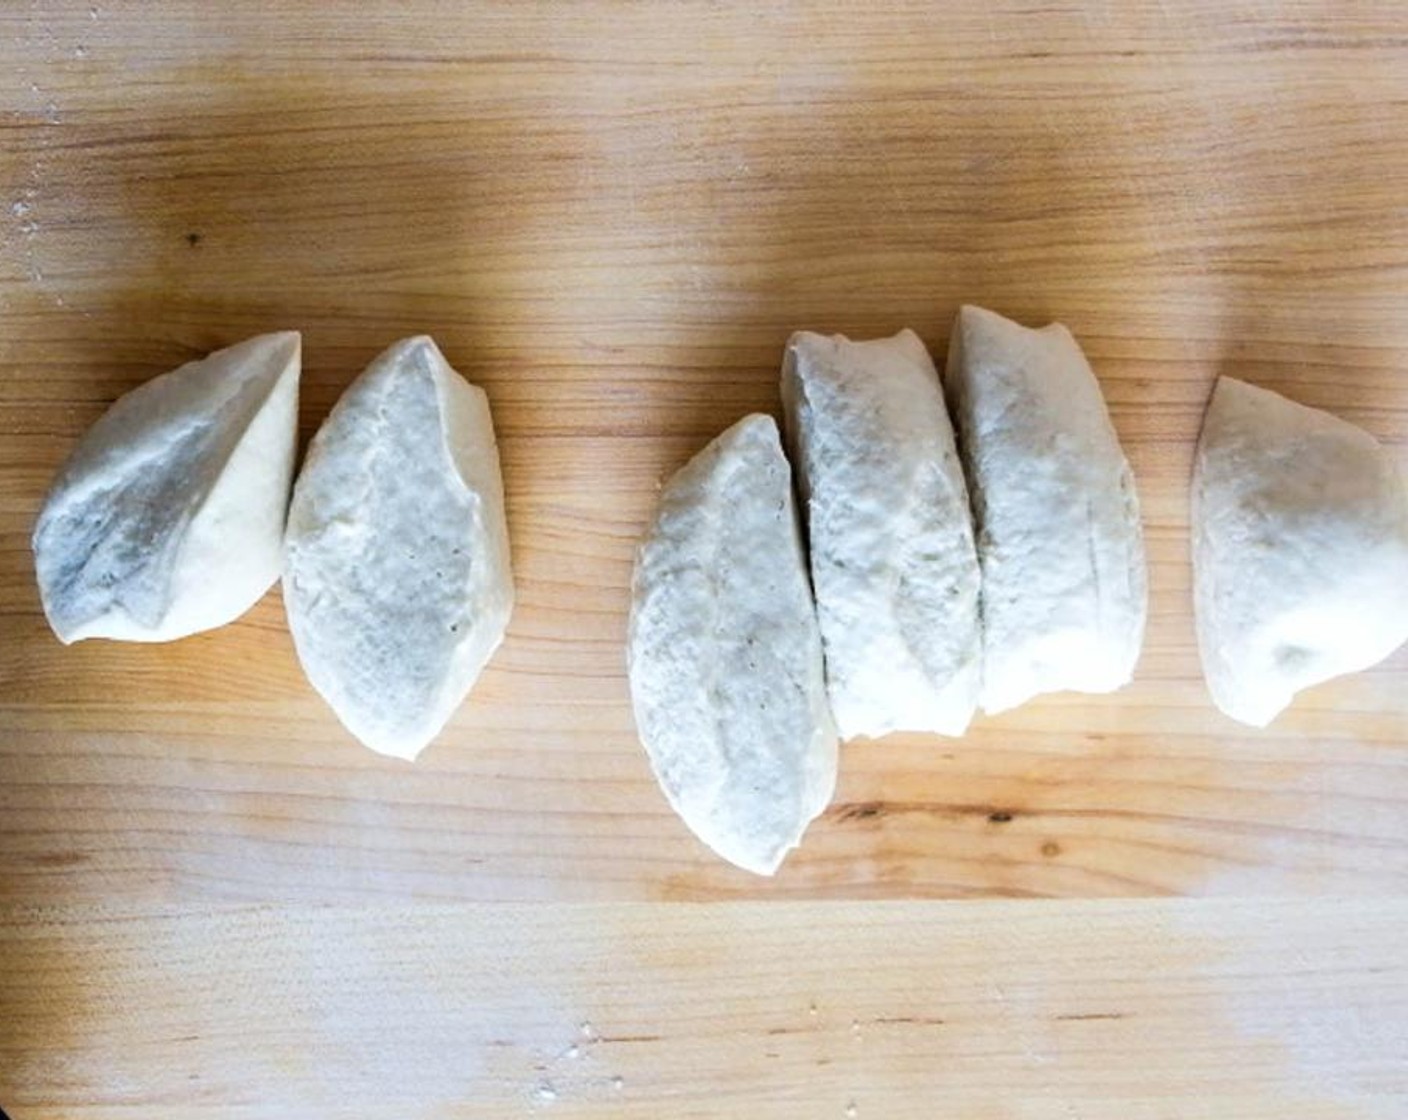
xmin=1 ymin=900 xmax=1404 ymax=1117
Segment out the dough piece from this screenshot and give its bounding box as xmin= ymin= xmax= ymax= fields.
xmin=944 ymin=305 xmax=1147 ymax=714
xmin=1193 ymin=377 xmax=1408 ymax=727
xmin=781 ymin=329 xmax=980 ymax=739
xmin=283 ymin=336 xmax=514 ymax=760
xmin=628 ymin=414 xmax=838 ymax=875
xmin=32 ymin=332 xmax=300 ymax=643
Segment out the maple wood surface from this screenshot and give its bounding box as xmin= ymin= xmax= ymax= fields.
xmin=2 ymin=899 xmax=1406 ymax=1118
xmin=5 ymin=4 xmax=1408 ymax=1116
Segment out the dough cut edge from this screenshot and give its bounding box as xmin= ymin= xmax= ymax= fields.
xmin=166 ymin=334 xmax=302 ymax=620
xmin=1189 ymin=390 xmax=1271 ymax=725
xmin=433 ymin=341 xmax=516 ymax=756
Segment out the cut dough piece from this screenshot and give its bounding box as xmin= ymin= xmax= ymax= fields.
xmin=628 ymin=414 xmax=838 ymax=875
xmin=781 ymin=329 xmax=980 ymax=740
xmin=1193 ymin=376 xmax=1408 ymax=727
xmin=32 ymin=332 xmax=300 ymax=643
xmin=283 ymin=336 xmax=514 ymax=761
xmin=944 ymin=305 xmax=1147 ymax=714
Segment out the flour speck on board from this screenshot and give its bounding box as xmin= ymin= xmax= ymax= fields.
xmin=845 ymin=1102 xmax=858 ymax=1118
xmin=534 ymin=1081 xmax=558 ymax=1103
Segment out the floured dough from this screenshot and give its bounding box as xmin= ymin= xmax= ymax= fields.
xmin=283 ymin=336 xmax=514 ymax=760
xmin=944 ymin=305 xmax=1147 ymax=714
xmin=1193 ymin=376 xmax=1408 ymax=727
xmin=32 ymin=332 xmax=300 ymax=643
xmin=627 ymin=413 xmax=838 ymax=875
xmin=781 ymin=329 xmax=980 ymax=739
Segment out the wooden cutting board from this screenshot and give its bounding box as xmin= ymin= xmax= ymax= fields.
xmin=4 ymin=898 xmax=1405 ymax=1118
xmin=2 ymin=0 xmax=1407 ymax=905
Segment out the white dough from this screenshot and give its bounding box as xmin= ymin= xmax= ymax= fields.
xmin=283 ymin=336 xmax=514 ymax=761
xmin=33 ymin=332 xmax=300 ymax=643
xmin=627 ymin=414 xmax=838 ymax=875
xmin=944 ymin=305 xmax=1147 ymax=714
xmin=781 ymin=329 xmax=980 ymax=739
xmin=1193 ymin=376 xmax=1408 ymax=727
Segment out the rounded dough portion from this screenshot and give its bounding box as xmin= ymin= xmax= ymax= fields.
xmin=32 ymin=331 xmax=300 ymax=643
xmin=1193 ymin=376 xmax=1408 ymax=727
xmin=628 ymin=414 xmax=838 ymax=876
xmin=781 ymin=329 xmax=980 ymax=740
xmin=283 ymin=336 xmax=514 ymax=761
xmin=944 ymin=305 xmax=1147 ymax=714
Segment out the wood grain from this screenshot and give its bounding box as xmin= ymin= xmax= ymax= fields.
xmin=1 ymin=1 xmax=1407 ymax=902
xmin=1 ymin=899 xmax=1405 ymax=1117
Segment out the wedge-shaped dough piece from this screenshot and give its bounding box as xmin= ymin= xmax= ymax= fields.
xmin=944 ymin=305 xmax=1147 ymax=714
xmin=1193 ymin=377 xmax=1408 ymax=727
xmin=628 ymin=414 xmax=838 ymax=875
xmin=33 ymin=332 xmax=300 ymax=643
xmin=283 ymin=336 xmax=513 ymax=760
xmin=781 ymin=329 xmax=980 ymax=740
